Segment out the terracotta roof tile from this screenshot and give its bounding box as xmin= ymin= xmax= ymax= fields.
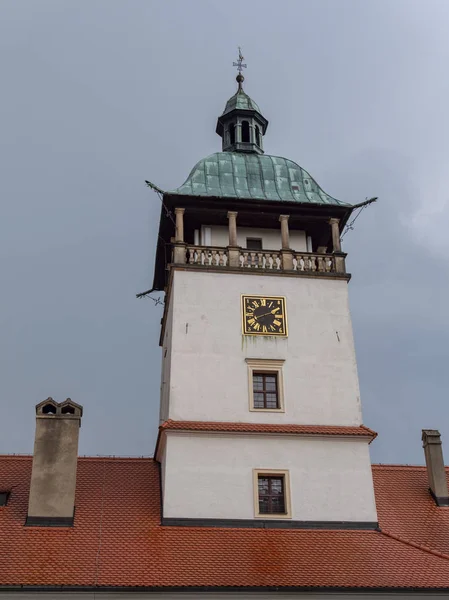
xmin=372 ymin=464 xmax=449 ymax=558
xmin=2 ymin=456 xmax=449 ymax=589
xmin=160 ymin=420 xmax=377 ymax=440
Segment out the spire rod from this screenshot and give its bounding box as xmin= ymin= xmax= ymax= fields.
xmin=232 ymin=46 xmax=247 ymax=91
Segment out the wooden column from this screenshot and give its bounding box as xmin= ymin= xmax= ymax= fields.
xmin=175 ymin=208 xmax=185 ymax=242
xmin=279 ymin=215 xmax=290 ymax=249
xmin=227 ymin=211 xmax=240 ymax=267
xmin=329 ymin=217 xmax=346 ymax=273
xmin=329 ymin=218 xmax=341 ymax=252
xmin=227 ymin=211 xmax=238 ymax=246
xmin=173 ymin=208 xmax=186 ymax=264
xmin=279 ymin=214 xmax=293 ymax=270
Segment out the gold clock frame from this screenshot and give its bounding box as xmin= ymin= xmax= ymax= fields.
xmin=241 ymin=295 xmax=288 ymax=337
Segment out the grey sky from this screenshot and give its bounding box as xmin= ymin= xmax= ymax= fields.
xmin=1 ymin=0 xmax=448 ymax=464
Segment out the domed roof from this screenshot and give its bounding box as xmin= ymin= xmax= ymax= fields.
xmin=222 ymin=89 xmax=262 ymax=116
xmin=169 ymin=152 xmax=349 ymax=205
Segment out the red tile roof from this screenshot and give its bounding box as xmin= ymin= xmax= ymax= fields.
xmin=373 ymin=464 xmax=449 ymax=558
xmin=2 ymin=455 xmax=449 ymax=589
xmin=160 ymin=419 xmax=378 ymax=440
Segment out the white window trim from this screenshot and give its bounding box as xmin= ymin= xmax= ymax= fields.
xmin=253 ymin=469 xmax=292 ymax=519
xmin=246 ymin=358 xmax=285 ymax=413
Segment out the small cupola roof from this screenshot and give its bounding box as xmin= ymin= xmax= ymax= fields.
xmin=221 ymin=84 xmax=263 ymax=118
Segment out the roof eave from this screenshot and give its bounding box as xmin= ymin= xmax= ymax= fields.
xmin=217 ymin=109 xmax=269 ymax=134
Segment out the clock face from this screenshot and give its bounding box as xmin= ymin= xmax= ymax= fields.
xmin=242 ymin=295 xmax=287 ymax=336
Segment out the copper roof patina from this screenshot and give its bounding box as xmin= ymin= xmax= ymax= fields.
xmin=169 ymin=152 xmax=350 ymax=206
xmin=222 ymin=89 xmax=262 ymax=116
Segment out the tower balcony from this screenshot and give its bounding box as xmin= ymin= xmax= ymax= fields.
xmin=172 ymin=243 xmax=347 ymax=277
xmin=166 ymin=206 xmax=349 ymax=280
xmin=152 ymin=198 xmax=354 ymax=291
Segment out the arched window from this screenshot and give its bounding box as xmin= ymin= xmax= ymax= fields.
xmin=255 ymin=125 xmax=261 ymax=146
xmin=242 ymin=120 xmax=250 ymax=143
xmin=229 ymin=124 xmax=236 ymax=145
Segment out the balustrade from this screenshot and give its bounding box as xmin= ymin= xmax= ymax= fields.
xmin=240 ymin=250 xmax=281 ymax=270
xmin=293 ymin=253 xmax=336 ymax=273
xmin=186 ymin=245 xmax=228 ymax=267
xmin=178 ymin=245 xmax=343 ymax=274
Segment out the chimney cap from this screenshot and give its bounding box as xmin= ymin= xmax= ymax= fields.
xmin=35 ymin=398 xmax=83 ymax=418
xmin=422 ymin=429 xmax=442 ymax=445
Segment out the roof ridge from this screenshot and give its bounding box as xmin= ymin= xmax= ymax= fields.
xmin=380 ymin=529 xmax=449 ymax=562
xmin=0 ymin=455 xmax=155 ymax=462
xmin=372 ymin=464 xmax=428 ymax=470
xmin=0 ymin=454 xmax=32 ymax=459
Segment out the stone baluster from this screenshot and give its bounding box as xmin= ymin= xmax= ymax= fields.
xmin=317 ymin=256 xmax=325 ymax=272
xmin=250 ymin=252 xmax=256 ymax=267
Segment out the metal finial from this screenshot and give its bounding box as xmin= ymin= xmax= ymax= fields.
xmin=233 ymin=47 xmax=247 ymax=90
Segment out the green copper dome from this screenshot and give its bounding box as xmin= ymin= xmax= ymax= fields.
xmin=169 ymin=152 xmax=349 ymax=205
xmin=222 ymin=89 xmax=262 ymax=116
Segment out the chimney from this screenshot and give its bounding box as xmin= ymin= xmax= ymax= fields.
xmin=422 ymin=429 xmax=449 ymax=507
xmin=27 ymin=398 xmax=83 ymax=526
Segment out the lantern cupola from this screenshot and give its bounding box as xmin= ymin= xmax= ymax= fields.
xmin=216 ymin=72 xmax=268 ymax=154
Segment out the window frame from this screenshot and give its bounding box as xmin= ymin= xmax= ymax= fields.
xmin=252 ymin=372 xmax=279 ymax=410
xmin=253 ymin=469 xmax=292 ymax=519
xmin=246 ymin=237 xmax=263 ymax=251
xmin=246 ymin=358 xmax=285 ymax=413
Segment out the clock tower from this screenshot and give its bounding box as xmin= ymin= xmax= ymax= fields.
xmin=151 ymin=64 xmax=378 ymax=528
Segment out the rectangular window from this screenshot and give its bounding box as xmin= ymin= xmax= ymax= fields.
xmin=253 ymin=470 xmax=291 ymax=518
xmin=258 ymin=475 xmax=285 ymax=514
xmin=246 ymin=359 xmax=285 ymax=412
xmin=0 ymin=492 xmax=9 ymax=507
xmin=253 ymin=373 xmax=279 ymax=409
xmin=246 ymin=238 xmax=263 ymax=250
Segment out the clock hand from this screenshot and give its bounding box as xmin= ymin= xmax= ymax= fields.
xmin=256 ymin=310 xmax=276 ymax=319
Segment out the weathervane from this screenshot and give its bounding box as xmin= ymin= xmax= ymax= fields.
xmin=233 ymin=47 xmax=247 ymax=73
xmin=233 ymin=47 xmax=247 ymax=90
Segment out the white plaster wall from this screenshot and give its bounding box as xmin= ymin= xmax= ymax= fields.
xmin=208 ymin=225 xmax=307 ymax=251
xmin=162 ymin=433 xmax=377 ymax=522
xmin=159 ymin=297 xmax=174 ymax=424
xmin=166 ymin=269 xmax=363 ymax=426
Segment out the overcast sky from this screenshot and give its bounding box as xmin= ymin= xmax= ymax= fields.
xmin=2 ymin=0 xmax=449 ymax=464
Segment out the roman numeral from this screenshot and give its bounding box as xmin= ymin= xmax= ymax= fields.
xmin=273 ymin=320 xmax=281 ymax=326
